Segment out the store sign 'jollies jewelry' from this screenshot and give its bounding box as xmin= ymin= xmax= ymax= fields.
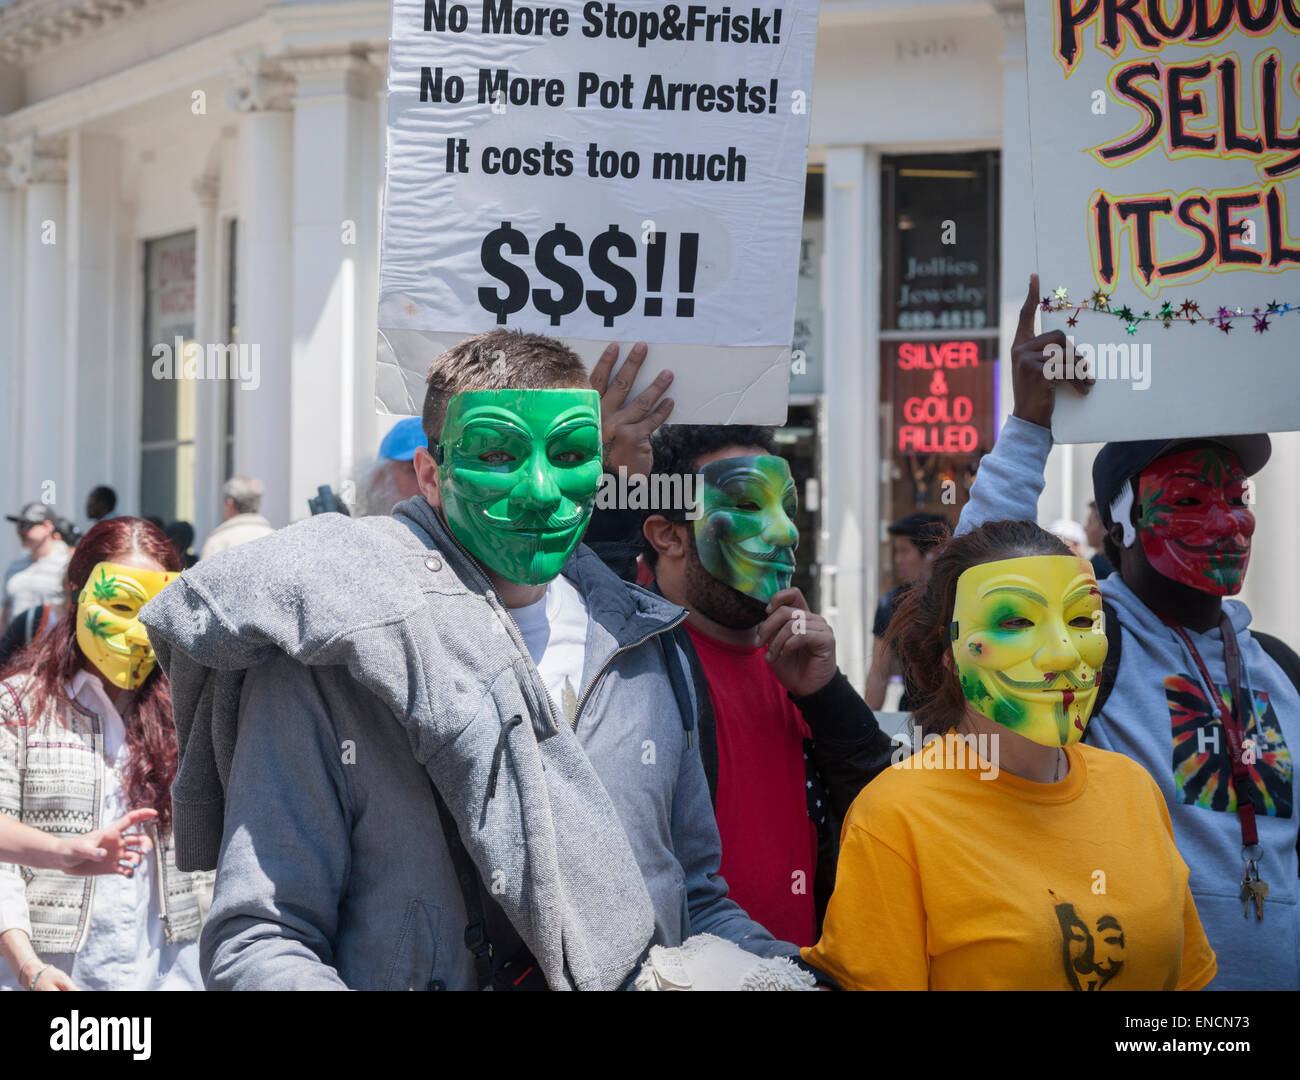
xmin=950 ymin=555 xmax=1108 ymax=748
xmin=435 ymin=388 xmax=603 ymax=585
xmin=77 ymin=562 xmax=177 ymax=689
xmin=693 ymin=454 xmax=798 ymax=604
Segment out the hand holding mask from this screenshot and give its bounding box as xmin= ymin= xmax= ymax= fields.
xmin=950 ymin=555 xmax=1108 ymax=747
xmin=436 ymin=388 xmax=603 ymax=585
xmin=693 ymin=454 xmax=799 ymax=605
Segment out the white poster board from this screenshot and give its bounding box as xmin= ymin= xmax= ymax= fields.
xmin=378 ymin=0 xmax=819 ymax=422
xmin=1024 ymin=3 xmax=1300 ymax=443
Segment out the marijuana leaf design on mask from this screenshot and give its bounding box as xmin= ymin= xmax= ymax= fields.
xmin=960 ymin=671 xmax=993 ymax=708
xmin=91 ymin=569 xmax=120 ymax=603
xmin=83 ymin=610 xmax=112 ymax=640
xmin=1137 ymin=484 xmax=1172 ymax=534
xmin=1193 ymin=447 xmax=1229 ymax=487
xmin=1204 ymin=553 xmax=1244 ymax=586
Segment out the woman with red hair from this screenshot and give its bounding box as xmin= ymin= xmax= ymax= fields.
xmin=0 ymin=518 xmax=208 ymax=991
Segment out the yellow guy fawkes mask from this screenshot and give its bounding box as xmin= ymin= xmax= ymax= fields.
xmin=950 ymin=555 xmax=1108 ymax=747
xmin=76 ymin=561 xmax=176 ymax=689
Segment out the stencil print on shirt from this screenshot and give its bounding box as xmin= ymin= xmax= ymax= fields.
xmin=1167 ymin=675 xmax=1294 ymax=818
xmin=1055 ymin=902 xmax=1126 ymax=991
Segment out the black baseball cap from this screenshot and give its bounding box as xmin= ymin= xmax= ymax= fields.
xmin=53 ymin=516 xmax=82 ymax=545
xmin=1093 ymin=434 xmax=1271 ymax=528
xmin=887 ymin=512 xmax=950 ymax=550
xmin=5 ymin=502 xmax=58 ymax=527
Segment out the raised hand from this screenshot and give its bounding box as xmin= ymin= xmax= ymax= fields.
xmin=1011 ymin=274 xmax=1093 ymax=429
xmin=589 ymin=342 xmax=674 ymax=477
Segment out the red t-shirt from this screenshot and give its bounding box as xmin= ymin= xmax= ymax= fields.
xmin=685 ymin=624 xmax=818 ymax=947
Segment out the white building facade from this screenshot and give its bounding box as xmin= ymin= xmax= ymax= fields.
xmin=1 ymin=0 xmax=1296 ymax=681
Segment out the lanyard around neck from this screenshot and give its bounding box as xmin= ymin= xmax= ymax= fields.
xmin=1159 ymin=612 xmax=1258 ymax=851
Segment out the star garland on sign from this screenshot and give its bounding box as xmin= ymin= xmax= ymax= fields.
xmin=1040 ymin=289 xmax=1296 ymax=335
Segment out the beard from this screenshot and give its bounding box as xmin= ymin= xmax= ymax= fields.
xmin=683 ymin=527 xmax=770 ymax=630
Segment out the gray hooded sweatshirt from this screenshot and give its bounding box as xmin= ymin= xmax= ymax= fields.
xmin=141 ymin=496 xmax=791 ymax=990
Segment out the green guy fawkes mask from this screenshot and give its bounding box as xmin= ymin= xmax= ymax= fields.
xmin=693 ymin=454 xmax=798 ymax=603
xmin=436 ymin=388 xmax=602 ymax=585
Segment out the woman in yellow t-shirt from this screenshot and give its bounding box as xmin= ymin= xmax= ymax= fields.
xmin=802 ymin=520 xmax=1216 ymax=991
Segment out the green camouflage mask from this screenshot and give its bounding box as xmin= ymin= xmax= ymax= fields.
xmin=693 ymin=454 xmax=798 ymax=603
xmin=436 ymin=388 xmax=602 ymax=585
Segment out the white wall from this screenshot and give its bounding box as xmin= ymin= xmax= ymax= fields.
xmin=809 ymin=10 xmax=1006 ymax=674
xmin=811 ymin=16 xmax=1003 ymax=148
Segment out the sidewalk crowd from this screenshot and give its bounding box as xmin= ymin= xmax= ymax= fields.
xmin=0 ymin=279 xmax=1295 ymax=992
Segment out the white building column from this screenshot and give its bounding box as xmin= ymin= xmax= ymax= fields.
xmin=7 ymin=133 xmax=68 ymax=512
xmin=281 ymin=51 xmax=381 ymax=520
xmin=192 ymin=173 xmax=223 ymax=544
xmin=108 ymin=195 xmax=140 ymax=517
xmin=65 ymin=130 xmax=121 ymax=516
xmin=822 ymin=146 xmax=879 ymax=689
xmin=0 ymin=151 xmax=20 ymax=539
xmin=226 ymin=62 xmax=294 ymax=527
xmin=995 ymin=2 xmax=1032 ymax=438
xmin=1241 ymin=437 xmax=1300 ymax=647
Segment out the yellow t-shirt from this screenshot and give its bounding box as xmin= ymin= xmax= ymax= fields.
xmin=801 ymin=740 xmax=1217 ymax=990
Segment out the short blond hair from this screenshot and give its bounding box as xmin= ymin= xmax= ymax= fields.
xmin=420 ymin=330 xmax=589 ymax=444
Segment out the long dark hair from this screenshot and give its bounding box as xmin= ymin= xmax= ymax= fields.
xmin=886 ymin=520 xmax=1072 ymax=737
xmin=0 ymin=518 xmax=182 ymax=832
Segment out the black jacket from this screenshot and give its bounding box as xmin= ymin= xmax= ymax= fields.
xmin=583 ymin=506 xmax=896 ymax=929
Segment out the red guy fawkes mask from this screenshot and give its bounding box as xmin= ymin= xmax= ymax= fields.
xmin=1136 ymin=446 xmax=1254 ymax=596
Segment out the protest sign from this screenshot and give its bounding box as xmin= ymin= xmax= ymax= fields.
xmin=1024 ymin=1 xmax=1300 ymax=443
xmin=377 ymin=0 xmax=818 ymax=423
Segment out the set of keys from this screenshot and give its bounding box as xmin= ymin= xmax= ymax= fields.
xmin=1240 ymin=857 xmax=1268 ymax=921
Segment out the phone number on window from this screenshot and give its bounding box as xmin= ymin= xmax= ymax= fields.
xmin=897 ymin=310 xmax=987 ymax=330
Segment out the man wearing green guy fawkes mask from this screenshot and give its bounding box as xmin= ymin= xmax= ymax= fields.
xmin=434 ymin=388 xmax=603 ymax=585
xmin=582 ymin=413 xmax=893 ymax=949
xmin=148 ymin=329 xmax=810 ymax=993
xmin=694 ymin=454 xmax=798 ymax=605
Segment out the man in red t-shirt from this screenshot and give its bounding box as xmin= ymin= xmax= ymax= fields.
xmin=583 ymin=355 xmax=894 ymax=946
xmin=646 ymin=426 xmax=895 ymax=944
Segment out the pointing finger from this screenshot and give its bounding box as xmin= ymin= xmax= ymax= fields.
xmin=1015 ymin=273 xmax=1041 ymax=349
